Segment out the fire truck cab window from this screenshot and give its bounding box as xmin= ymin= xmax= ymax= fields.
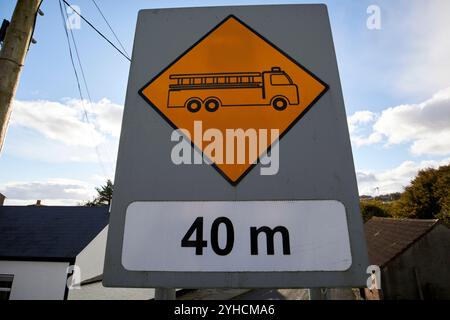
xmin=271 ymin=74 xmax=290 ymax=85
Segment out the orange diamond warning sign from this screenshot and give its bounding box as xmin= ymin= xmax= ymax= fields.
xmin=139 ymin=15 xmax=328 ymax=185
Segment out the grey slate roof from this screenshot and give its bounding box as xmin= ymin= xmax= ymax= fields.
xmin=364 ymin=217 xmax=439 ymax=267
xmin=0 ymin=206 xmax=109 ymax=261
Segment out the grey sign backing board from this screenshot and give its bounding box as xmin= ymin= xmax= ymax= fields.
xmin=103 ymin=4 xmax=369 ymax=288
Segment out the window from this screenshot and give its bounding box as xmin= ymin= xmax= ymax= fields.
xmin=217 ymin=77 xmax=226 ymax=84
xmin=0 ymin=275 xmax=13 ymax=300
xmin=271 ymin=74 xmax=290 ymax=85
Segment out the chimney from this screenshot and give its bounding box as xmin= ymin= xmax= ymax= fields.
xmin=0 ymin=193 xmax=5 ymax=206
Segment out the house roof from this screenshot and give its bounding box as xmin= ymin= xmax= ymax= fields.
xmin=0 ymin=206 xmax=109 ymax=261
xmin=364 ymin=217 xmax=439 ymax=267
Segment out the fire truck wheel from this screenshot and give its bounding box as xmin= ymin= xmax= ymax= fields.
xmin=186 ymin=99 xmax=202 ymax=113
xmin=272 ymin=97 xmax=288 ymax=111
xmin=205 ymin=98 xmax=220 ymax=112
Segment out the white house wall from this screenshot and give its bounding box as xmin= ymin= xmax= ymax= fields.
xmin=69 ymin=225 xmax=156 ymax=300
xmin=0 ymin=260 xmax=69 ymax=300
xmin=69 ymin=281 xmax=155 ymax=300
xmin=74 ymin=226 xmax=108 ymax=283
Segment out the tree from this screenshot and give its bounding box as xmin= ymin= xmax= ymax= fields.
xmin=434 ymin=166 xmax=450 ymax=225
xmin=360 ymin=199 xmax=391 ymax=222
xmin=374 ymin=192 xmax=401 ymax=202
xmin=393 ymin=165 xmax=450 ymax=224
xmin=85 ymin=179 xmax=114 ymax=207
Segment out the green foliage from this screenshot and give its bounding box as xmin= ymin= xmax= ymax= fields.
xmin=374 ymin=192 xmax=401 ymax=202
xmin=84 ymin=179 xmax=114 ymax=207
xmin=393 ymin=165 xmax=450 ymax=224
xmin=360 ymin=199 xmax=391 ymax=222
xmin=434 ymin=166 xmax=450 ymax=225
xmin=359 ymin=165 xmax=450 ymax=225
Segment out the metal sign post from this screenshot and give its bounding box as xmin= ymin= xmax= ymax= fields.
xmin=155 ymin=288 xmax=176 ymax=300
xmin=103 ymin=4 xmax=368 ymax=290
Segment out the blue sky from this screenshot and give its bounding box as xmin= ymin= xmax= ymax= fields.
xmin=1 ymin=0 xmax=449 ymax=204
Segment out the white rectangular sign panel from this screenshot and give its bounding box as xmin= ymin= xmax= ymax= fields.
xmin=122 ymin=200 xmax=352 ymax=272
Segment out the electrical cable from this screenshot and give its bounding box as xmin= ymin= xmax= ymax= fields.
xmin=61 ymin=0 xmax=131 ymax=62
xmin=90 ymin=0 xmax=130 ymax=58
xmin=58 ymin=0 xmax=110 ymax=177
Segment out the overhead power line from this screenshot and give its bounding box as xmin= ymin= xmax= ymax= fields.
xmin=58 ymin=0 xmax=84 ymax=103
xmin=62 ymin=4 xmax=93 ymax=104
xmin=58 ymin=0 xmax=110 ymax=177
xmin=61 ymin=0 xmax=131 ymax=62
xmin=90 ymin=0 xmax=130 ymax=58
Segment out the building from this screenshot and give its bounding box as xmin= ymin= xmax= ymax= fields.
xmin=0 ymin=205 xmax=108 ymax=300
xmin=68 ymin=226 xmax=155 ymax=300
xmin=364 ymin=217 xmax=450 ymax=299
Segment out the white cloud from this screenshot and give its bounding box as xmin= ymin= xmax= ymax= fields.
xmin=6 ymin=98 xmax=122 ymax=175
xmin=348 ymin=111 xmax=377 ymax=134
xmin=374 ymin=88 xmax=450 ymax=155
xmin=3 ymin=199 xmax=84 ymax=206
xmin=348 ymin=87 xmax=450 ymax=155
xmin=3 ymin=124 xmax=118 ymax=181
xmin=65 ymin=98 xmax=123 ymax=138
xmin=11 ymin=98 xmax=123 ymax=146
xmin=0 ymin=179 xmax=97 ymax=205
xmin=357 ymin=158 xmax=450 ymax=196
xmin=91 ymin=174 xmax=113 ymax=184
xmin=352 ymin=132 xmax=383 ymax=147
xmin=347 ymin=111 xmax=383 ymax=147
xmin=12 ymin=100 xmax=103 ymax=147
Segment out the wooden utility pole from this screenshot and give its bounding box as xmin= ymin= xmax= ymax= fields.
xmin=0 ymin=0 xmax=42 ymax=154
